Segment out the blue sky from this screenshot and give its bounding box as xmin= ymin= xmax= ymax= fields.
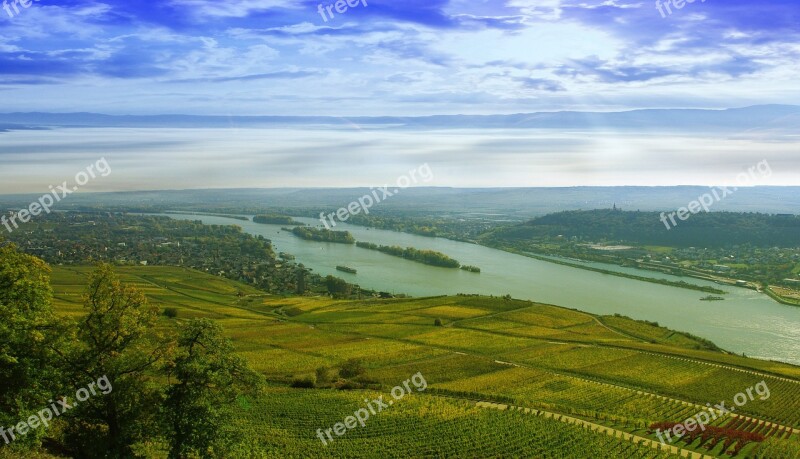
xmin=1 ymin=0 xmax=799 ymax=115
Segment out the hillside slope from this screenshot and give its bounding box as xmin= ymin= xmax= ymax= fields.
xmin=49 ymin=266 xmax=800 ymax=458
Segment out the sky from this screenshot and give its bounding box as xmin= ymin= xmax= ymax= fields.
xmin=0 ymin=0 xmax=799 ymax=191
xmin=0 ymin=0 xmax=799 ymax=115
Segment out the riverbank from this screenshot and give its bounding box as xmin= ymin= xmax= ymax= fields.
xmin=487 ymin=243 xmax=800 ymax=306
xmin=163 ymin=210 xmax=249 ymax=221
xmin=335 ymin=216 xmax=738 ymax=295
xmin=489 ymin=245 xmax=727 ymax=294
xmin=765 ymin=287 xmax=800 ymax=307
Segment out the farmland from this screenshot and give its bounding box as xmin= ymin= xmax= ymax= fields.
xmin=48 ymin=266 xmax=800 ymax=458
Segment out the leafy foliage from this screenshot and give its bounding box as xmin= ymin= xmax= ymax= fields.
xmin=163 ymin=319 xmax=264 ymax=458
xmin=338 ymin=358 xmax=366 ymax=379
xmin=486 ymin=209 xmax=800 ymax=248
xmin=253 ymin=214 xmax=303 ymax=225
xmin=324 ymin=275 xmax=353 ymax=298
xmin=355 ymin=242 xmax=461 ymax=268
xmin=291 ymin=227 xmax=355 ymax=244
xmin=61 ymin=263 xmax=166 ymax=457
xmin=0 ymin=243 xmax=65 ymax=449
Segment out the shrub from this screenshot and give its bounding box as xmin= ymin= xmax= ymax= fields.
xmin=284 ymin=307 xmax=303 ymax=317
xmin=334 ymin=379 xmax=363 ymax=390
xmin=315 ymin=366 xmax=331 ymax=385
xmin=290 ymin=376 xmax=316 ymax=388
xmin=339 ymin=358 xmax=366 ymax=378
xmin=163 ymin=307 xmax=179 ymax=318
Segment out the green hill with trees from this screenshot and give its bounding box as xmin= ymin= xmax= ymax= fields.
xmin=483 ymin=210 xmax=800 ymax=248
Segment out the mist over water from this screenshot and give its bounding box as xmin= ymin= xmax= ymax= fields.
xmin=2 ymin=127 xmax=800 ymax=193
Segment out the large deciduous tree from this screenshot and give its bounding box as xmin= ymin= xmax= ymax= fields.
xmin=163 ymin=319 xmax=263 ymax=458
xmin=0 ymin=243 xmax=65 ymax=450
xmin=62 ymin=263 xmax=167 ymax=458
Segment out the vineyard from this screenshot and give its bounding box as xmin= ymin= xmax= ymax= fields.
xmin=230 ymin=389 xmax=687 ymax=458
xmin=650 ymin=417 xmax=796 ymax=457
xmin=49 ymin=266 xmax=800 ymax=458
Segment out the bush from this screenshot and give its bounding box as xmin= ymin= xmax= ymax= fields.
xmin=434 ymin=318 xmax=443 ymax=326
xmin=334 ymin=379 xmax=363 ymax=390
xmin=334 ymin=376 xmax=380 ymax=391
xmin=315 ymin=366 xmax=331 ymax=385
xmin=290 ymin=376 xmax=316 ymax=388
xmin=339 ymin=358 xmax=365 ymax=378
xmin=163 ymin=307 xmax=179 ymax=318
xmin=284 ymin=307 xmax=303 ymax=317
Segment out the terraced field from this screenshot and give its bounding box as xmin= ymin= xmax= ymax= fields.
xmin=50 ymin=267 xmax=800 ymax=458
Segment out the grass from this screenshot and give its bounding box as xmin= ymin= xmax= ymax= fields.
xmin=49 ymin=266 xmax=800 ymax=458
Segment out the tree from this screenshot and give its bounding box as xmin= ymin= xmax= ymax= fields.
xmin=62 ymin=263 xmax=166 ymax=457
xmin=339 ymin=358 xmax=365 ymax=379
xmin=163 ymin=319 xmax=264 ymax=459
xmin=0 ymin=243 xmax=64 ymax=450
xmin=325 ymin=275 xmax=352 ymax=298
xmin=296 ymin=265 xmax=307 ymax=295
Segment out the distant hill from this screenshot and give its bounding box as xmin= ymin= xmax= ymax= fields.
xmin=1 ymin=187 xmax=799 ymax=218
xmin=0 ymin=105 xmax=799 ymax=133
xmin=483 ymin=209 xmax=800 ymax=248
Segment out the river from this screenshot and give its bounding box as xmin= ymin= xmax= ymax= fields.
xmin=164 ymin=213 xmax=800 ymax=366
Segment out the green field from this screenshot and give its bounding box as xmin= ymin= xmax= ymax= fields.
xmin=49 ymin=266 xmax=800 ymax=458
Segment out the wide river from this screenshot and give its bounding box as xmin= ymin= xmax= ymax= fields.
xmin=166 ymin=214 xmax=800 ymax=365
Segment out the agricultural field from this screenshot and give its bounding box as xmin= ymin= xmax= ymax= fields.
xmin=232 ymin=388 xmax=689 ymax=458
xmin=49 ymin=266 xmax=800 ymax=458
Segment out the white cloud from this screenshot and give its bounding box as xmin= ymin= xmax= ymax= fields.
xmin=567 ymin=1 xmax=643 ymax=10
xmin=169 ymin=0 xmax=300 ymax=19
xmin=265 ymin=22 xmax=346 ymax=34
xmin=506 ymin=0 xmax=564 ymax=20
xmin=432 ymin=23 xmax=621 ymax=65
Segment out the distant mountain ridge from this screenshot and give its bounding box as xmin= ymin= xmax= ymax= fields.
xmin=0 ymin=105 xmax=799 ymax=132
xmin=1 ymin=187 xmax=798 ymax=217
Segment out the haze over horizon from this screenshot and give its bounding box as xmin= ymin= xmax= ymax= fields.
xmin=2 ymin=1 xmax=799 ymax=192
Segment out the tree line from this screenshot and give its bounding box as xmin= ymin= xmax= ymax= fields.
xmin=253 ymin=214 xmax=304 ymax=225
xmin=290 ymin=227 xmax=355 ymax=244
xmin=485 ymin=210 xmax=800 ymax=248
xmin=355 ymin=242 xmax=461 ymax=268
